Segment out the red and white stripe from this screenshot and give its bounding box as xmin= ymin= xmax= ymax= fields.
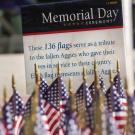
xmin=113 ymin=110 xmax=127 ymax=134
xmin=82 ymin=127 xmax=91 ymax=135
xmin=44 ymin=101 xmax=59 ymax=135
xmin=59 ymin=100 xmax=66 ymax=112
xmin=14 ymin=115 xmax=24 ymax=135
xmin=121 ymin=98 xmax=128 ymax=111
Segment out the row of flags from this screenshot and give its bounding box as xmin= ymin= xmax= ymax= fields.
xmin=0 ymin=61 xmax=134 ymax=135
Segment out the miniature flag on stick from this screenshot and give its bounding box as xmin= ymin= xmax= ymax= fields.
xmin=113 ymin=60 xmax=127 ymax=133
xmin=114 ymin=60 xmax=127 ymax=111
xmin=11 ymin=75 xmax=24 ymax=135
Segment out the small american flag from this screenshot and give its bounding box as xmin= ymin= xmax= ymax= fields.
xmin=39 ymin=78 xmax=48 ymax=102
xmin=39 ymin=78 xmax=49 ymax=115
xmin=46 ymin=78 xmax=61 ymax=109
xmin=76 ymin=81 xmax=92 ymax=112
xmin=99 ymin=75 xmax=107 ymax=94
xmin=111 ymin=86 xmax=127 ymax=133
xmin=106 ymin=85 xmax=115 ymax=113
xmin=89 ymin=76 xmax=106 ymax=98
xmin=89 ymin=82 xmax=95 ymax=98
xmin=11 ymin=91 xmax=24 ymax=135
xmin=76 ymin=83 xmax=85 ymax=112
xmin=11 ymin=90 xmax=24 ymax=117
xmin=113 ymin=73 xmax=127 ymax=132
xmin=107 ymin=112 xmax=121 ymax=135
xmin=24 ymin=95 xmax=32 ymax=117
xmin=3 ymin=100 xmax=14 ymax=135
xmin=114 ymin=73 xmax=127 ymax=110
xmin=85 ymin=83 xmax=93 ymax=132
xmin=3 ymin=90 xmax=24 ymax=135
xmin=76 ymin=81 xmax=92 ymax=134
xmin=47 ymin=76 xmax=68 ymax=134
xmin=44 ymin=101 xmax=59 ymax=135
xmin=24 ymin=78 xmax=48 ymax=116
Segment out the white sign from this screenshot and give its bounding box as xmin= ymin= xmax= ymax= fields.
xmin=21 ymin=0 xmax=126 ymax=93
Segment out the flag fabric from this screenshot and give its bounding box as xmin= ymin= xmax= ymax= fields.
xmin=34 ymin=107 xmax=49 ymax=135
xmin=85 ymin=83 xmax=93 ymax=131
xmin=113 ymin=73 xmax=127 ymax=133
xmin=111 ymin=86 xmax=127 ymax=133
xmin=24 ymin=78 xmax=48 ymax=117
xmin=76 ymin=81 xmax=92 ymax=134
xmin=39 ymin=78 xmax=49 ymax=115
xmin=89 ymin=76 xmax=106 ymax=99
xmin=0 ymin=118 xmax=8 ymax=135
xmin=3 ymin=100 xmax=14 ymax=135
xmin=76 ymin=83 xmax=85 ymax=112
xmin=107 ymin=112 xmax=121 ymax=135
xmin=46 ymin=78 xmax=61 ymax=109
xmin=114 ymin=73 xmax=128 ymax=111
xmin=24 ymin=95 xmax=32 ymax=117
xmin=39 ymin=78 xmax=48 ymax=103
xmin=66 ymin=112 xmax=81 ymax=135
xmin=87 ymin=77 xmax=106 ymax=133
xmin=58 ymin=76 xmax=69 ymax=135
xmin=43 ymin=101 xmax=59 ymax=135
xmin=14 ymin=115 xmax=24 ymax=135
xmin=10 ymin=91 xmax=24 ymax=135
xmin=46 ymin=76 xmax=68 ymax=134
xmin=66 ymin=91 xmax=81 ymax=135
xmin=2 ymin=90 xmax=24 ymax=135
xmin=89 ymin=82 xmax=95 ymax=98
xmin=9 ymin=90 xmax=24 ymax=117
xmin=99 ymin=75 xmax=107 ymax=94
xmin=131 ymin=96 xmax=135 ymax=134
xmin=76 ymin=81 xmax=92 ymax=112
xmin=1 ymin=73 xmax=134 ymax=135
xmin=100 ymin=95 xmax=109 ymax=135
xmin=106 ymin=85 xmax=115 ymax=113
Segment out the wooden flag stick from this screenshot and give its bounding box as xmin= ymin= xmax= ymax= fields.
xmin=31 ymin=86 xmax=39 ymax=124
xmin=57 ymin=61 xmax=60 ymax=77
xmin=117 ymin=59 xmax=120 ymax=73
xmin=93 ymin=59 xmax=102 ymax=135
xmin=124 ymin=78 xmax=133 ymax=134
xmin=3 ymin=86 xmax=7 ymax=104
xmin=109 ymin=69 xmax=113 ymax=85
xmin=26 ymin=63 xmax=41 ymax=135
xmin=11 ymin=74 xmax=17 ymax=119
xmin=69 ymin=78 xmax=72 ymax=95
xmin=125 ymin=78 xmax=129 ymax=96
xmin=34 ymin=63 xmax=40 ymax=85
xmin=83 ymin=67 xmax=87 ymax=82
xmin=94 ymin=60 xmax=100 ymax=90
xmin=12 ymin=74 xmax=16 ymax=90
